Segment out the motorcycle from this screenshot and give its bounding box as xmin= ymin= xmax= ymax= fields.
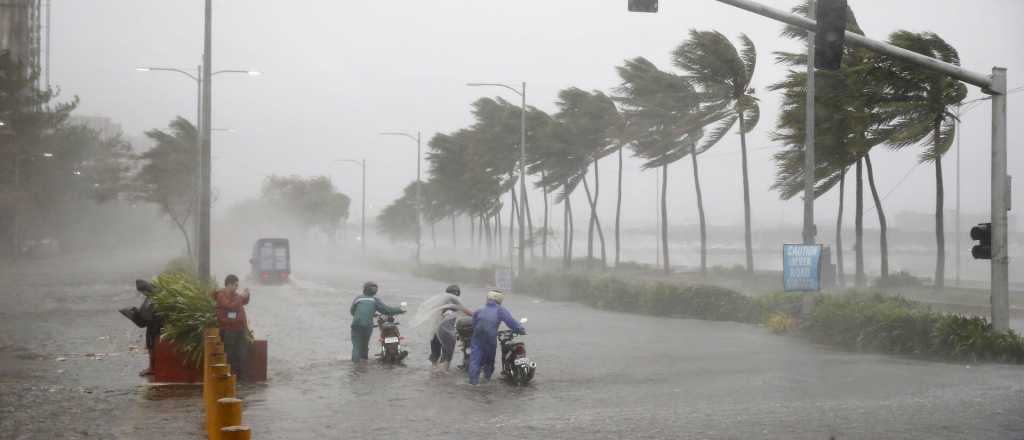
xmin=499 ymin=318 xmax=535 ymax=386
xmin=375 ymin=302 xmax=409 ymax=364
xmin=455 ymin=316 xmax=474 ymax=371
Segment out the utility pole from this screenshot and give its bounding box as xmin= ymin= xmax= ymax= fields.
xmin=198 ymin=0 xmax=213 ymax=282
xmin=362 ymin=158 xmax=367 ymax=252
xmin=955 ymin=104 xmax=961 ymax=287
xmin=416 ymin=131 xmax=422 ymax=265
xmin=519 ymin=82 xmax=527 ymax=275
xmin=802 ymin=0 xmax=816 ymax=246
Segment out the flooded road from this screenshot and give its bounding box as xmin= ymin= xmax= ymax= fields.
xmin=3 ymin=256 xmax=1024 ymax=439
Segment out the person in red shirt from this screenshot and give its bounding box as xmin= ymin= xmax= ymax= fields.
xmin=214 ymin=274 xmax=251 ymax=380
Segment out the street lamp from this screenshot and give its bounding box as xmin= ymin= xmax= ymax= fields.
xmin=379 ymin=131 xmax=422 ymax=265
xmin=337 ymin=158 xmax=367 ymax=252
xmin=136 ymin=64 xmax=259 ymax=276
xmin=467 ymin=81 xmax=528 ymax=275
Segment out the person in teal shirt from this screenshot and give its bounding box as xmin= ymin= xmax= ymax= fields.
xmin=350 ymin=281 xmax=405 ymax=362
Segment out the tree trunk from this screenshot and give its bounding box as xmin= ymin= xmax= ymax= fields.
xmin=738 ymin=111 xmax=754 ymax=274
xmin=567 ymin=191 xmax=575 ymax=268
xmin=691 ymin=149 xmax=707 ymax=276
xmin=590 ymin=158 xmax=607 ymax=266
xmin=615 ymin=146 xmax=623 ymax=268
xmin=661 ymin=164 xmax=670 ymax=275
xmin=451 ymin=215 xmax=457 ymax=249
xmin=494 ymin=213 xmax=501 ymax=259
xmin=855 ymin=159 xmax=866 ymax=287
xmin=510 ymin=189 xmax=518 ymax=271
xmin=935 ymin=150 xmax=946 ymax=291
xmin=836 ymin=170 xmax=846 ymax=287
xmin=172 ymin=214 xmax=194 ymax=262
xmin=521 ymin=178 xmax=535 ymax=259
xmin=542 ymin=171 xmax=549 ymax=262
xmin=431 ymin=222 xmax=436 ymax=248
xmin=470 ymin=215 xmax=476 ymax=253
xmin=864 ymin=153 xmax=889 ymax=281
xmin=583 ymin=174 xmax=596 ymax=269
xmin=563 ymin=184 xmax=570 ymax=268
xmin=484 ymin=214 xmax=492 ymax=258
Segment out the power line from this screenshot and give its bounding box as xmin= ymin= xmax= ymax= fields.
xmin=864 ymin=161 xmax=922 ymax=215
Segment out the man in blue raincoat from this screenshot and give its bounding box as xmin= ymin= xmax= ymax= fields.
xmin=350 ymin=281 xmax=405 ymax=362
xmin=468 ymin=290 xmax=525 ymax=384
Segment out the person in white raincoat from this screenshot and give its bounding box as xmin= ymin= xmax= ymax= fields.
xmin=412 ymin=285 xmax=472 ymax=369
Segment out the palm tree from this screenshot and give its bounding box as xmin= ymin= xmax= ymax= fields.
xmin=615 ymin=57 xmax=707 ymax=274
xmin=770 ymin=1 xmax=890 ymax=286
xmin=672 ymin=30 xmax=760 ymax=274
xmin=876 ymin=31 xmax=967 ymax=291
xmin=531 ymin=117 xmax=588 ymax=269
xmin=550 ymin=88 xmax=621 ymax=269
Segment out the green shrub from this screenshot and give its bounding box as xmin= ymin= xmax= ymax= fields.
xmin=872 ymin=270 xmax=924 ymax=289
xmin=151 ymin=270 xmax=217 ymax=367
xmin=403 ymin=261 xmax=1024 ymax=364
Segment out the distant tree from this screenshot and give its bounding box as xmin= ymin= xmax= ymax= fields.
xmin=132 ymin=117 xmax=199 ymax=257
xmin=0 ymin=50 xmax=79 ymax=255
xmin=377 ymin=181 xmax=420 ymax=243
xmin=260 ymin=175 xmax=351 ymax=239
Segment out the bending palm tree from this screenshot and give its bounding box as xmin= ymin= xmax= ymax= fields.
xmin=877 ymin=31 xmax=967 ymax=291
xmin=673 ymin=30 xmax=760 ymax=274
xmin=615 ymin=57 xmax=707 ymax=274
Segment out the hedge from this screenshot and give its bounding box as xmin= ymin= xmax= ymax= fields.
xmin=407 ymin=262 xmax=1024 ymax=364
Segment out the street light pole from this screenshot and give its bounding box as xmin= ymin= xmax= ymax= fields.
xmin=337 ymin=158 xmax=367 ymax=252
xmin=380 ymin=132 xmax=423 ymax=265
xmin=136 ymin=62 xmax=259 ymax=272
xmin=466 ymin=81 xmax=528 ymax=275
xmin=199 ymin=0 xmax=212 ymax=282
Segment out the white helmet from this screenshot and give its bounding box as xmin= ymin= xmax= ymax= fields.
xmin=487 ymin=290 xmax=505 ymax=304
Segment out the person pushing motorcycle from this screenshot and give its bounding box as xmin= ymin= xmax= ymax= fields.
xmin=350 ymin=281 xmax=405 ymax=362
xmin=468 ymin=290 xmax=525 ymax=385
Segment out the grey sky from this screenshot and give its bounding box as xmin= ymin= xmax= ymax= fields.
xmin=54 ymin=0 xmax=1024 ymax=231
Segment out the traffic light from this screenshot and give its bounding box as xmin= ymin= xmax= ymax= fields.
xmin=628 ymin=0 xmax=658 ymax=13
xmin=971 ymin=222 xmax=992 ymax=260
xmin=814 ymin=0 xmax=847 ymax=70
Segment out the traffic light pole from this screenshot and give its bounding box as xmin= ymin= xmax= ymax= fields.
xmin=990 ymin=68 xmax=1009 ymax=331
xmin=705 ymin=0 xmax=1010 ymax=331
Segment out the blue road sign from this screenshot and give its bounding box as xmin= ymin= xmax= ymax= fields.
xmin=783 ymin=244 xmax=822 ymax=292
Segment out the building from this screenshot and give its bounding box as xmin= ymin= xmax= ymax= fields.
xmin=0 ymin=0 xmax=42 ymax=77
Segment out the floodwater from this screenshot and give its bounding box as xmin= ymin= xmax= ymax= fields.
xmin=2 ymin=254 xmax=1024 ymax=439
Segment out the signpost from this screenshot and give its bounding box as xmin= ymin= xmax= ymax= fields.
xmin=783 ymin=244 xmax=823 ymax=292
xmin=494 ymin=267 xmax=513 ymax=293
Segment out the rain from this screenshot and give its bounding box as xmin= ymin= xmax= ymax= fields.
xmin=2 ymin=1 xmax=1024 ymax=439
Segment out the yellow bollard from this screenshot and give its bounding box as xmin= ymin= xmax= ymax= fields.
xmin=207 ymin=372 xmax=236 ymax=440
xmin=205 ymin=355 xmax=226 ymax=425
xmin=203 ymin=332 xmax=222 ymax=423
xmin=220 ymin=426 xmax=251 ymax=440
xmin=216 ymin=397 xmax=243 ymax=431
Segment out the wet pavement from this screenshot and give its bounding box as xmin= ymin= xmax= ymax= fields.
xmin=2 ymin=255 xmax=1024 ymax=439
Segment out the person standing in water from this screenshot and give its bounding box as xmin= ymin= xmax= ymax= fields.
xmin=415 ymin=284 xmax=473 ymax=369
xmin=350 ymin=281 xmax=405 ymax=362
xmin=467 ymin=290 xmax=524 ymax=385
xmin=214 ymin=274 xmax=251 ymax=380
